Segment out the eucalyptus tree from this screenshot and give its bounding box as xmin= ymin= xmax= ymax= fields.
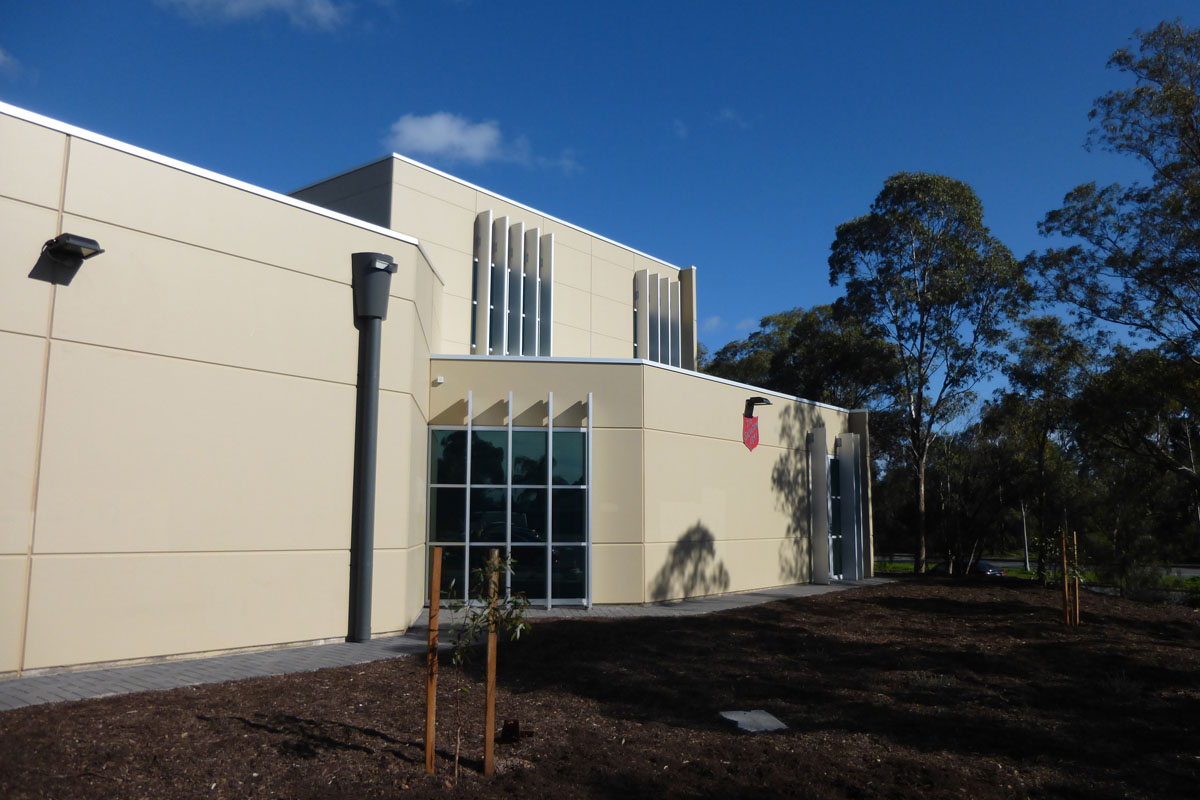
xmin=830 ymin=173 xmax=1030 ymax=572
xmin=1038 ymin=20 xmax=1200 ymax=365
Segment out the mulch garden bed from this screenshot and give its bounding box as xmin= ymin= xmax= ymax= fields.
xmin=2 ymin=578 xmax=1198 ymax=798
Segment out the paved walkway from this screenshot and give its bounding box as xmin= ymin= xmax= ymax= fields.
xmin=0 ymin=578 xmax=889 ymax=711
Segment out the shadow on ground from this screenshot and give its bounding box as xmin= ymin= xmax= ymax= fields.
xmin=499 ymin=578 xmax=1200 ymax=797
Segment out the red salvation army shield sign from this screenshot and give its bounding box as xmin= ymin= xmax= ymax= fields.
xmin=743 ymin=415 xmax=760 ymax=451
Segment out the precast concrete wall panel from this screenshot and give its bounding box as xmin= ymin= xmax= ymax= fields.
xmin=22 ymin=550 xmax=351 ymax=670
xmin=1 ymin=105 xmax=440 ymax=671
xmin=0 ymin=198 xmax=58 ymax=337
xmin=0 ymin=112 xmax=66 ymax=209
xmin=0 ymin=333 xmax=45 ymax=556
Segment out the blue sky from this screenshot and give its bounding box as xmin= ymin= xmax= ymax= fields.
xmin=2 ymin=1 xmax=1195 ymax=354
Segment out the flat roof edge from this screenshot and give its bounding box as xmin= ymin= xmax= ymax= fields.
xmin=429 ymin=354 xmax=850 ymax=413
xmin=0 ymin=102 xmax=420 ymax=249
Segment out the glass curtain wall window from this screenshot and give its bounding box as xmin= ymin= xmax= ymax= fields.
xmin=428 ymin=426 xmax=588 ymax=605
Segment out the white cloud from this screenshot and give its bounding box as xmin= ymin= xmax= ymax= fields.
xmin=671 ymin=118 xmax=688 ymax=139
xmin=387 ymin=112 xmax=503 ymax=164
xmin=385 ymin=112 xmax=580 ymax=174
xmin=700 ymin=315 xmax=723 ymax=334
xmin=160 ymin=0 xmax=348 ymax=29
xmin=0 ymin=47 xmax=20 ymax=78
xmin=716 ymin=107 xmax=751 ymax=130
xmin=735 ymin=317 xmax=758 ymax=333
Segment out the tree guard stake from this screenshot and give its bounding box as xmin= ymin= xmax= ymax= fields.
xmin=484 ymin=548 xmax=499 ymax=777
xmin=426 ymin=547 xmax=442 ymax=774
xmin=1072 ymin=531 xmax=1081 ymax=626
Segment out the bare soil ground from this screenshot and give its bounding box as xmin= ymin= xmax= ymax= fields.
xmin=3 ymin=578 xmax=1199 ymax=799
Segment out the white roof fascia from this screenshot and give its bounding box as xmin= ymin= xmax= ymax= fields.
xmin=0 ymin=101 xmax=423 ymax=251
xmin=429 ymin=353 xmax=850 ymax=413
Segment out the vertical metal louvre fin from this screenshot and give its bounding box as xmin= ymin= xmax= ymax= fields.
xmin=838 ymin=433 xmax=863 ymax=580
xmin=669 ymin=279 xmax=682 ymax=368
xmin=633 ymin=269 xmax=649 ymax=359
xmin=679 ymin=267 xmax=697 ymax=370
xmin=659 ymin=276 xmax=671 ymax=365
xmin=507 ymin=222 xmax=524 ymax=356
xmin=539 ymin=233 xmax=554 ymax=357
xmin=523 ymin=228 xmax=540 ymax=356
xmin=647 ymin=273 xmax=660 ymax=363
xmin=473 ymin=212 xmax=492 ymax=355
xmin=490 ymin=216 xmax=509 ymax=355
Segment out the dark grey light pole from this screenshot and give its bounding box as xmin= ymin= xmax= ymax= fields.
xmin=349 ymin=251 xmax=398 ymax=643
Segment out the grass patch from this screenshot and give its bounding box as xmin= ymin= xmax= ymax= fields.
xmin=874 ymin=560 xmax=915 ymax=574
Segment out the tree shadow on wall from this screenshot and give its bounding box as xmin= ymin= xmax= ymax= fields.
xmin=648 ymin=523 xmax=730 ymax=602
xmin=773 ymin=403 xmax=812 ymax=582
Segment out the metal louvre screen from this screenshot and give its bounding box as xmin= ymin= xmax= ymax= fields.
xmin=472 ymin=212 xmax=553 ymax=357
xmin=633 ymin=268 xmax=686 ymax=367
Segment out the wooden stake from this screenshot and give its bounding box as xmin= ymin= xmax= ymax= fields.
xmin=425 ymin=547 xmax=442 ymax=775
xmin=1072 ymin=531 xmax=1081 ymax=626
xmin=483 ymin=548 xmax=499 ymax=777
xmin=1061 ymin=527 xmax=1070 ymax=625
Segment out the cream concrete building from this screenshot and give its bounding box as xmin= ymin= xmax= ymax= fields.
xmin=0 ymin=101 xmax=872 ymax=675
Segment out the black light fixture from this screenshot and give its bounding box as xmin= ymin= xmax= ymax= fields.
xmin=744 ymin=396 xmax=773 ymax=418
xmin=42 ymin=233 xmax=105 ymax=269
xmin=29 ymin=233 xmax=105 ymax=286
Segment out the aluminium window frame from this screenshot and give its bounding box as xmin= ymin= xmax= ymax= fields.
xmin=426 ymin=390 xmax=591 ymax=608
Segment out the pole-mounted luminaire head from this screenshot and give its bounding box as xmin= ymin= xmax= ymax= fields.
xmin=351 ymin=252 xmax=398 ymax=320
xmin=744 ymin=396 xmax=772 ymax=418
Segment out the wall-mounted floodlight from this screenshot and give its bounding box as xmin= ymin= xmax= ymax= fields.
xmin=30 ymin=233 xmax=105 ymax=286
xmin=43 ymin=233 xmax=104 ymax=269
xmin=744 ymin=396 xmax=773 ymax=418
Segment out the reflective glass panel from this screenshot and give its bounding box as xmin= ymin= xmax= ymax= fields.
xmin=510 ymin=545 xmax=546 ymax=600
xmin=430 ymin=430 xmax=467 ymax=484
xmin=510 ymin=488 xmax=547 ymax=542
xmin=512 ymin=431 xmax=547 ymax=485
xmin=469 ymin=488 xmax=506 ymax=542
xmin=468 ymin=489 xmax=506 ymax=544
xmin=552 ymin=546 xmax=586 ymax=599
xmin=471 ymin=430 xmax=508 ymax=485
xmin=552 ymin=431 xmax=586 ymax=486
xmin=430 ymin=545 xmax=465 ymax=598
xmin=429 ymin=487 xmax=465 ymax=542
xmin=552 ymin=489 xmax=586 ymax=542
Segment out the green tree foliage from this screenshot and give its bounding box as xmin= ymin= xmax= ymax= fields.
xmin=1074 ymin=347 xmax=1200 ymax=489
xmin=1038 ymin=20 xmax=1200 ymax=364
xmin=1035 ymin=20 xmax=1200 ymax=567
xmin=829 ymin=172 xmax=1030 ymax=571
xmin=1001 ymin=316 xmax=1100 ymax=577
xmin=1071 ymin=349 xmax=1200 ymax=586
xmin=703 ymin=304 xmax=898 ymax=410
